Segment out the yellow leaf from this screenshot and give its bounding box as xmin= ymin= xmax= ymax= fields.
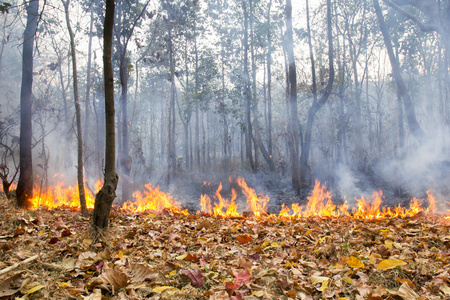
xmin=59 ymin=282 xmax=70 ymax=287
xmin=385 ymin=240 xmax=393 ymax=250
xmin=369 ymin=253 xmax=381 ymax=265
xmin=311 ymin=275 xmax=329 ymax=285
xmin=270 ymin=242 xmax=279 ymax=248
xmin=116 ymin=251 xmax=124 ymax=259
xmin=320 ymin=279 xmax=329 ymax=291
xmin=26 ymin=285 xmax=45 ymax=295
xmin=252 ymin=290 xmax=265 ymax=297
xmin=169 ymin=270 xmax=177 ymax=276
xmin=376 ymin=258 xmax=407 ymax=270
xmin=305 ymin=229 xmax=312 ymax=236
xmin=342 ymin=277 xmax=353 ymax=284
xmin=152 ymin=286 xmax=179 ymax=293
xmin=347 ymin=256 xmax=364 ymax=269
xmin=176 ymin=253 xmax=188 ymax=260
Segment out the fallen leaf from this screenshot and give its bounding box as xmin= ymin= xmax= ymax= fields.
xmin=180 ymin=268 xmax=204 ymax=288
xmin=376 ymin=258 xmax=407 ymax=270
xmin=236 ymin=235 xmax=252 ymax=244
xmin=99 ymin=269 xmax=128 ymax=293
xmin=152 ymin=286 xmax=179 ymax=293
xmin=347 ymin=256 xmax=365 ymax=269
xmin=0 ymin=273 xmax=23 ymax=297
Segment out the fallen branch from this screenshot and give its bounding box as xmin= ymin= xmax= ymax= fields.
xmin=0 ymin=254 xmax=40 ymax=275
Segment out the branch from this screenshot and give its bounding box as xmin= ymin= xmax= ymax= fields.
xmin=383 ymin=0 xmax=440 ymax=33
xmin=0 ymin=254 xmax=40 ymax=275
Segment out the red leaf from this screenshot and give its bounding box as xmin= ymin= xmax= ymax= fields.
xmin=61 ymin=229 xmax=72 ymax=237
xmin=236 ymin=235 xmax=252 ymax=244
xmin=225 ymin=281 xmax=235 ymax=296
xmin=185 ymin=254 xmax=200 ymax=262
xmin=232 ymin=269 xmax=251 ymax=288
xmin=180 ymin=268 xmax=204 ymax=288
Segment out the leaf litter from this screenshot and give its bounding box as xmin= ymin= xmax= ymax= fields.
xmin=0 ymin=194 xmax=450 ymax=299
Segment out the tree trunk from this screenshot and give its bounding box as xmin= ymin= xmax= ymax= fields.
xmin=64 ymin=0 xmax=87 ymax=215
xmin=243 ymin=1 xmax=255 ymax=171
xmin=299 ymin=0 xmax=335 ymax=186
xmin=167 ymin=28 xmax=176 ymax=183
xmin=92 ymin=0 xmax=118 ymax=233
xmin=17 ymin=0 xmax=39 ymax=208
xmin=285 ymin=0 xmax=301 ymax=193
xmin=266 ymin=0 xmax=273 ymax=157
xmin=373 ymin=0 xmax=424 ymax=142
xmin=84 ymin=9 xmax=94 ymax=169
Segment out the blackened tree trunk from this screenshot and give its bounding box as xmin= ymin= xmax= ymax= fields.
xmin=64 ymin=0 xmax=87 ymax=215
xmin=373 ymin=0 xmax=424 ymax=141
xmin=16 ymin=0 xmax=39 ymax=208
xmin=299 ymin=0 xmax=334 ymax=186
xmin=92 ymin=0 xmax=118 ymax=233
xmin=285 ymin=0 xmax=301 ymax=193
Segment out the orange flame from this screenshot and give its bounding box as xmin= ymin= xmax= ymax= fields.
xmin=121 ymin=183 xmax=188 ymax=215
xmin=30 ymin=181 xmax=97 ymax=210
xmin=236 ymin=177 xmax=269 ymax=217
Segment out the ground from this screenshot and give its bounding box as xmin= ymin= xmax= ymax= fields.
xmin=0 ymin=194 xmax=449 ymax=300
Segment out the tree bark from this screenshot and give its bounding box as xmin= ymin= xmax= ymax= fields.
xmin=64 ymin=0 xmax=87 ymax=215
xmin=92 ymin=0 xmax=118 ymax=233
xmin=243 ymin=1 xmax=255 ymax=171
xmin=16 ymin=0 xmax=39 ymax=208
xmin=285 ymin=0 xmax=301 ymax=192
xmin=299 ymin=0 xmax=335 ymax=186
xmin=373 ymin=0 xmax=425 ymax=141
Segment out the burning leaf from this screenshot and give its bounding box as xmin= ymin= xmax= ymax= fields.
xmin=236 ymin=235 xmax=252 ymax=244
xmin=376 ymin=258 xmax=407 ymax=270
xmin=347 ymin=256 xmax=365 ymax=269
xmin=180 ymin=268 xmax=204 ymax=288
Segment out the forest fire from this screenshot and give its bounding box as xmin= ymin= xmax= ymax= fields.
xmin=120 ymin=183 xmax=188 ymax=215
xmin=6 ymin=176 xmax=449 ymax=220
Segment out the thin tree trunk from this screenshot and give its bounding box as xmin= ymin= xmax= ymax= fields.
xmin=64 ymin=0 xmax=87 ymax=215
xmin=17 ymin=0 xmax=39 ymax=208
xmin=243 ymin=1 xmax=255 ymax=171
xmin=285 ymin=0 xmax=300 ymax=192
xmin=92 ymin=0 xmax=118 ymax=233
xmin=299 ymin=0 xmax=335 ymax=186
xmin=373 ymin=0 xmax=424 ymax=142
xmin=84 ymin=9 xmax=94 ymax=169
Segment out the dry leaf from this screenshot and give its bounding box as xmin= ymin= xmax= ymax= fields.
xmin=376 ymin=259 xmax=407 ymax=270
xmin=347 ymin=256 xmax=364 ymax=269
xmin=180 ymin=268 xmax=204 ymax=288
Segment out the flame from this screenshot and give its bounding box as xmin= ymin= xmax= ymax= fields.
xmin=30 ymin=181 xmax=97 ymax=210
xmin=236 ymin=177 xmax=269 ymax=217
xmin=121 ymin=183 xmax=188 ymax=215
xmin=15 ymin=173 xmax=448 ymax=221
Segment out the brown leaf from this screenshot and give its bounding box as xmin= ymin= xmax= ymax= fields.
xmin=130 ymin=264 xmax=158 ymax=283
xmin=180 ymin=268 xmax=203 ymax=288
xmin=0 ymin=272 xmax=23 ymax=297
xmin=99 ymin=269 xmax=129 ymax=293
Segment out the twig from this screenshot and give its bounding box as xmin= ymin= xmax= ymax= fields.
xmin=156 ymin=267 xmax=169 ymax=286
xmin=0 ymin=254 xmax=40 ymax=275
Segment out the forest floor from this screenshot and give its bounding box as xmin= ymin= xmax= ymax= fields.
xmin=1 ymin=194 xmax=450 ymax=300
